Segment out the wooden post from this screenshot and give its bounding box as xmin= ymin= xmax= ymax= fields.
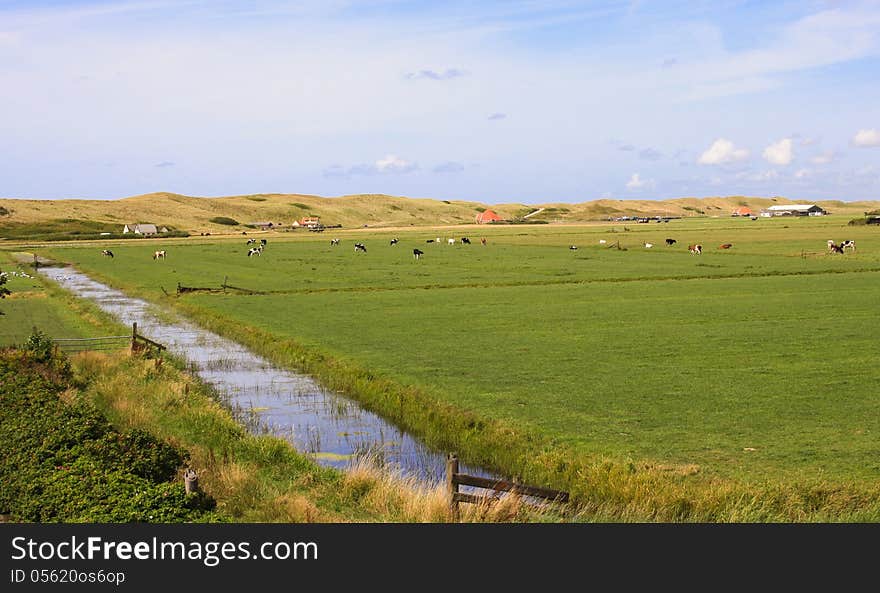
xmin=446 ymin=453 xmax=459 ymax=523
xmin=131 ymin=322 xmax=138 ymax=352
xmin=184 ymin=469 xmax=199 ymax=495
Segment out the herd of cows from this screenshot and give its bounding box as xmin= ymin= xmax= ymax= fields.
xmin=93 ymin=235 xmax=859 ymax=263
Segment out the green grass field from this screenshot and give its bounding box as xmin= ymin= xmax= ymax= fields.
xmin=0 ymin=254 xmax=121 ymax=346
xmin=31 ymin=216 xmax=880 ymax=498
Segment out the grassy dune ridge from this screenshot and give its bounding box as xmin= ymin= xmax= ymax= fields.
xmin=2 ymin=191 xmax=877 ymax=237
xmin=30 ymin=214 xmax=880 ymax=520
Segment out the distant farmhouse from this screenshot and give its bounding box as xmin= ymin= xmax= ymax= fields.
xmin=123 ymin=223 xmax=166 ymax=235
xmin=298 ymin=216 xmax=321 ymax=228
xmin=250 ymin=221 xmax=276 ymax=230
xmin=476 ymin=209 xmax=503 ymax=224
xmin=731 ymin=206 xmax=755 ymax=217
xmin=760 ymin=204 xmax=827 ymax=217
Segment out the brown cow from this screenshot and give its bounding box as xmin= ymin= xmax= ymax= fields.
xmin=719 ymin=243 xmax=732 ymax=249
xmin=688 ymin=244 xmax=702 ymax=255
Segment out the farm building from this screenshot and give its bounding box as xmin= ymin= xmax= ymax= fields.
xmin=476 ymin=209 xmax=503 ymax=224
xmin=250 ymin=221 xmax=276 ymax=230
xmin=123 ymin=223 xmax=159 ymax=235
xmin=299 ymin=216 xmax=321 ymax=228
xmin=732 ymin=206 xmax=755 ymax=217
xmin=760 ymin=204 xmax=827 ymax=217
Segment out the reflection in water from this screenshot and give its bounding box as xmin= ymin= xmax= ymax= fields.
xmin=40 ymin=266 xmax=495 ymax=486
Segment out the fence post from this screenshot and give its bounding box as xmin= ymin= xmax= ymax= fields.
xmin=131 ymin=322 xmax=138 ymax=352
xmin=184 ymin=469 xmax=199 ymax=495
xmin=446 ymin=453 xmax=459 ymax=523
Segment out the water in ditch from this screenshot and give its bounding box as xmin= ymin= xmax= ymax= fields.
xmin=40 ymin=266 xmax=496 ymax=486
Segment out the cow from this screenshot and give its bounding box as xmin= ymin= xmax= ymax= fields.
xmin=688 ymin=244 xmax=702 ymax=255
xmin=330 ymin=238 xmax=340 ymax=246
xmin=599 ymin=239 xmax=607 ymax=245
xmin=718 ymin=243 xmax=733 ymax=249
xmin=413 ymin=248 xmax=424 ymax=260
xmin=355 ymin=243 xmax=367 ymax=253
xmin=101 ymin=249 xmax=114 ymax=258
xmin=436 ymin=237 xmax=441 ymax=244
xmin=426 ymin=239 xmax=434 ymax=243
xmin=829 ymin=242 xmax=844 ymax=254
xmin=569 ymin=245 xmax=578 ymax=250
xmin=390 ymin=238 xmax=399 ymax=246
xmin=480 ymin=237 xmax=487 ymax=245
xmin=260 ymin=239 xmax=267 ymax=247
xmin=665 ymin=238 xmax=676 ymax=246
xmin=644 ymin=242 xmax=653 ymax=248
xmin=247 ymin=238 xmax=256 ymax=245
xmin=841 ymin=240 xmax=856 ymax=252
xmin=448 ymin=238 xmax=455 ymax=245
xmin=461 ymin=237 xmax=471 ymax=244
xmin=247 ymin=247 xmax=262 ymax=257
xmin=153 ymin=250 xmax=167 ymax=260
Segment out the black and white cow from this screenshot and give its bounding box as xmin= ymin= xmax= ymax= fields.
xmin=665 ymin=238 xmax=676 ymax=246
xmin=413 ymin=248 xmax=424 ymax=260
xmin=260 ymin=239 xmax=267 ymax=247
xmin=461 ymin=237 xmax=471 ymax=244
xmin=390 ymin=238 xmax=399 ymax=246
xmin=330 ymin=238 xmax=340 ymax=246
xmin=355 ymin=243 xmax=367 ymax=253
xmin=841 ymin=240 xmax=856 ymax=252
xmin=101 ymin=249 xmax=114 ymax=258
xmin=247 ymin=238 xmax=256 ymax=245
xmin=247 ymin=247 xmax=262 ymax=257
xmin=569 ymin=245 xmax=578 ymax=251
xmin=153 ymin=250 xmax=167 ymax=260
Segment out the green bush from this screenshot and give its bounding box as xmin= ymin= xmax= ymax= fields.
xmin=209 ymin=217 xmax=240 ymax=226
xmin=0 ymin=349 xmax=218 ymax=522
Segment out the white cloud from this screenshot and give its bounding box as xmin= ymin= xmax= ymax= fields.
xmin=375 ymin=154 xmax=418 ymax=173
xmin=852 ymin=129 xmax=880 ymax=147
xmin=698 ymin=139 xmax=750 ymax=165
xmin=762 ymin=138 xmax=793 ymax=165
xmin=625 ymin=173 xmax=655 ymax=190
xmin=810 ymin=151 xmax=835 ymax=165
xmin=794 ymin=168 xmax=810 ymax=179
xmin=737 ymin=169 xmax=778 ymax=181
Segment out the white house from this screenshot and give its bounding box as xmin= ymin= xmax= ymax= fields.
xmin=123 ymin=223 xmax=159 ymax=235
xmin=760 ymin=204 xmax=827 ymax=217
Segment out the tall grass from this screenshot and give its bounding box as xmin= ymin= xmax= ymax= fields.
xmin=72 ymin=351 xmax=560 ymax=522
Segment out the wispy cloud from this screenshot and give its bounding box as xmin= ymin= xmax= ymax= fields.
xmin=810 ymin=151 xmax=835 ymax=165
xmin=323 ymin=155 xmax=418 ymax=178
xmin=433 ymin=161 xmax=465 ymax=173
xmin=404 ymin=68 xmax=467 ymax=81
xmin=487 ymin=112 xmax=506 ymax=120
xmin=154 ymin=161 xmax=175 ymax=168
xmin=639 ymin=148 xmax=662 ymax=161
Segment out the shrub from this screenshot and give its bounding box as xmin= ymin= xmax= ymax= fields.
xmin=209 ymin=217 xmax=240 ymax=226
xmin=23 ymin=328 xmax=55 ymax=362
xmin=0 ymin=349 xmax=218 ymax=522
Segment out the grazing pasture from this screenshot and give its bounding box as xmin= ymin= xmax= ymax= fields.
xmin=36 ymin=216 xmax=880 ymax=491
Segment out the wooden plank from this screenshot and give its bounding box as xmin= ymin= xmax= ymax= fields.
xmin=453 ymin=473 xmax=569 ymax=502
xmin=452 ymin=492 xmax=491 ymax=505
xmin=134 ymin=335 xmax=167 ymax=350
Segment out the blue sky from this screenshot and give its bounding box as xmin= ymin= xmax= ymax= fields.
xmin=1 ymin=0 xmax=879 ymax=203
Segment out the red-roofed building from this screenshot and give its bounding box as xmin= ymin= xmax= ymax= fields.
xmin=732 ymin=207 xmax=755 ymax=217
xmin=476 ymin=209 xmax=503 ymax=224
